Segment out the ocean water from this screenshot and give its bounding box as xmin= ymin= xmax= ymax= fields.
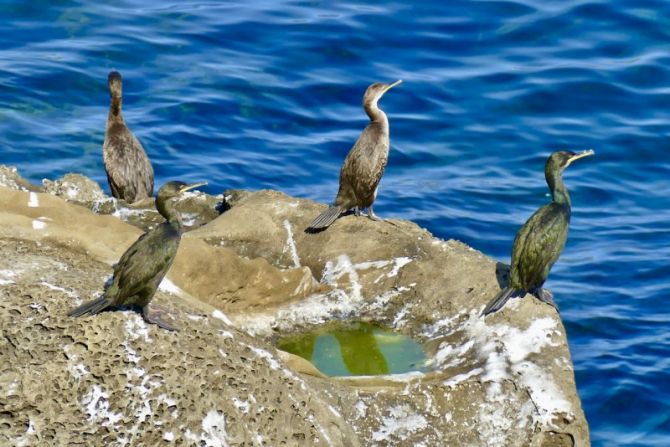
xmin=0 ymin=0 xmax=668 ymax=444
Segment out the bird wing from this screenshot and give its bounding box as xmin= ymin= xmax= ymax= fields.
xmin=104 ymin=132 xmax=135 ymax=201
xmin=337 ymin=123 xmax=389 ymax=205
xmin=130 ymin=132 xmax=154 ymax=198
xmin=108 ymin=224 xmax=178 ymax=304
xmin=103 ymin=125 xmax=154 ymax=202
xmin=510 ymin=203 xmax=570 ymax=290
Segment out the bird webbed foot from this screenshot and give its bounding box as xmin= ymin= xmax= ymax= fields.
xmin=533 ymin=288 xmax=559 ymax=312
xmin=366 ymin=206 xmax=398 ymax=226
xmin=142 ymin=304 xmax=178 ymax=331
xmin=367 ymin=206 xmax=383 ymax=222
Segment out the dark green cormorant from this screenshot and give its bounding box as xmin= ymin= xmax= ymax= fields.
xmin=103 ymin=71 xmax=154 ymax=203
xmin=68 ymin=181 xmax=206 ymax=330
xmin=481 ymin=150 xmax=594 ymax=316
xmin=307 ymin=80 xmax=402 ymax=230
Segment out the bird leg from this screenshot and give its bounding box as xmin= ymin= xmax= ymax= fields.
xmin=354 ymin=206 xmax=361 ymax=217
xmin=533 ymin=288 xmax=559 ymax=312
xmin=367 ymin=205 xmax=383 ymax=222
xmin=142 ymin=304 xmax=178 ymax=331
xmin=366 ymin=206 xmax=398 ymax=226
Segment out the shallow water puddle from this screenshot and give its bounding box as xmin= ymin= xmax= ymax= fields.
xmin=277 ymin=322 xmax=428 ymax=377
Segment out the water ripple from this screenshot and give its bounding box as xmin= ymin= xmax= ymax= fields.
xmin=1 ymin=1 xmax=669 ymax=444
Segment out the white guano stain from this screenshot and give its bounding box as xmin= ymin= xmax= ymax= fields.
xmin=28 ymin=192 xmax=39 ymax=207
xmin=159 ymin=278 xmax=183 ymax=296
xmin=212 ymin=309 xmax=233 ymax=326
xmin=0 ymin=269 xmax=17 ymax=286
xmin=372 ymin=404 xmax=428 ymax=442
xmin=236 ymin=254 xmax=415 ymax=336
xmin=322 ymin=255 xmax=362 ymax=301
xmin=282 ymin=219 xmax=301 ymax=267
xmin=124 ymin=314 xmax=152 ymax=342
xmin=201 ymin=410 xmax=229 ymax=447
xmin=468 ymin=313 xmax=572 ymax=438
xmin=82 ymin=385 xmax=123 ymax=427
xmin=388 ymin=256 xmax=412 ymax=277
xmin=31 ymin=217 xmax=51 ymax=230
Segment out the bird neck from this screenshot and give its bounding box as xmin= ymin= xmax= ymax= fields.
xmin=157 ymin=200 xmax=184 ymax=231
xmin=547 ymin=168 xmax=571 ymax=207
xmin=364 ymin=99 xmax=389 ymax=131
xmin=108 ymin=96 xmax=124 ymax=125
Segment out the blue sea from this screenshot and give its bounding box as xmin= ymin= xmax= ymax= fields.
xmin=1 ymin=1 xmax=668 ymax=444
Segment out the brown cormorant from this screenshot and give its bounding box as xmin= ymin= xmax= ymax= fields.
xmin=481 ymin=150 xmax=594 ymax=316
xmin=307 ymin=80 xmax=402 ymax=230
xmin=103 ymin=71 xmax=154 ymax=203
xmin=68 ymin=181 xmax=206 ymax=330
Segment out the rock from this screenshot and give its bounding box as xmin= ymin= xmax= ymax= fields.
xmin=170 ymin=237 xmax=324 ymax=314
xmin=0 ymin=165 xmax=40 ymax=192
xmin=99 ymin=190 xmax=223 ymax=233
xmin=0 ymin=238 xmax=355 ymax=446
xmin=192 ymin=189 xmax=591 ymax=446
xmin=0 ymin=167 xmax=591 ymax=446
xmin=37 ymin=172 xmax=223 ymax=232
xmin=42 ymin=173 xmax=106 ymax=207
xmin=0 ymin=187 xmax=141 ymax=265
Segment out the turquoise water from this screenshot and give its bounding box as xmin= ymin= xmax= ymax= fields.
xmin=1 ymin=1 xmax=669 ymax=444
xmin=277 ymin=322 xmax=428 ymax=376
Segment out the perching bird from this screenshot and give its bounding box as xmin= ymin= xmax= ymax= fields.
xmin=481 ymin=150 xmax=594 ymax=316
xmin=103 ymin=71 xmax=154 ymax=203
xmin=68 ymin=181 xmax=206 ymax=330
xmin=307 ymin=80 xmax=402 ymax=230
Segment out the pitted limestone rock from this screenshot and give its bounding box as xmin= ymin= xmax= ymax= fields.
xmin=0 ymin=167 xmax=222 ymax=232
xmin=0 ymin=165 xmax=39 ymax=192
xmin=190 ymin=189 xmax=590 ymax=447
xmin=0 ymin=167 xmax=590 ymax=446
xmin=0 ymin=239 xmax=357 ymax=446
xmin=42 ymin=173 xmax=106 ymax=206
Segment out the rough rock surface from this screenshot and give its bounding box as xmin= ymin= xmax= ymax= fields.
xmin=0 ymin=167 xmax=590 ymax=446
xmin=191 ymin=189 xmax=590 ymax=447
xmin=42 ymin=173 xmax=106 ymax=206
xmin=0 ymin=165 xmax=222 ymax=231
xmin=0 ymin=165 xmax=40 ymax=192
xmin=0 ymin=239 xmax=355 ymax=446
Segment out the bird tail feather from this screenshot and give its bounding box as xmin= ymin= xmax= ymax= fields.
xmin=481 ymin=287 xmax=519 ymax=316
xmin=307 ymin=205 xmax=343 ymax=230
xmin=68 ymin=296 xmax=111 ymax=318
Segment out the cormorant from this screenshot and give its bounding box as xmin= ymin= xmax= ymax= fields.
xmin=68 ymin=181 xmax=206 ymax=330
xmin=307 ymin=80 xmax=402 ymax=230
xmin=103 ymin=71 xmax=154 ymax=203
xmin=481 ymin=150 xmax=594 ymax=316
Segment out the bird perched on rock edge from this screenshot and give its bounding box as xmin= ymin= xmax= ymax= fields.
xmin=307 ymin=80 xmax=402 ymax=231
xmin=103 ymin=71 xmax=155 ymax=203
xmin=482 ymin=149 xmax=594 ymax=316
xmin=68 ymin=180 xmax=206 ymax=330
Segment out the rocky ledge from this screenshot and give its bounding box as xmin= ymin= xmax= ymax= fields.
xmin=0 ymin=166 xmax=589 ymax=446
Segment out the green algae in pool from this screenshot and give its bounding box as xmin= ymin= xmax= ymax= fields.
xmin=276 ymin=322 xmax=428 ymax=377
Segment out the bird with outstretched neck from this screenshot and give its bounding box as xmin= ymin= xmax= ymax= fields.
xmin=307 ymin=80 xmax=402 ymax=231
xmin=481 ymin=150 xmax=594 ymax=316
xmin=68 ymin=181 xmax=206 ymax=331
xmin=103 ymin=71 xmax=154 ymax=203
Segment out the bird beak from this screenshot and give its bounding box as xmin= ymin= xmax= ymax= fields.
xmin=566 ymin=149 xmax=595 ymax=167
xmin=179 ymin=181 xmax=208 ymax=193
xmin=384 ymin=80 xmax=402 ymax=92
